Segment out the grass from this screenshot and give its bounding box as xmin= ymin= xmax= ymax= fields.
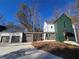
xmin=32 ymin=41 xmax=79 ymax=59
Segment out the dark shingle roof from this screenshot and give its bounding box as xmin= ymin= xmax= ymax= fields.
xmin=0 ymin=25 xmax=7 ymax=32
xmin=45 ymin=20 xmax=55 ymax=24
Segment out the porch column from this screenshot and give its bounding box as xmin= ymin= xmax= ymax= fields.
xmin=9 ymin=33 xmax=12 ymax=43
xmin=73 ymin=25 xmax=78 ymax=42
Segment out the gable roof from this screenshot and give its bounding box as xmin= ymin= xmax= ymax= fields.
xmin=53 ymin=13 xmax=71 ymax=23
xmin=45 ymin=19 xmax=55 ymax=24
xmin=70 ymin=16 xmax=78 ymax=23
xmin=6 ymin=25 xmax=26 ymax=32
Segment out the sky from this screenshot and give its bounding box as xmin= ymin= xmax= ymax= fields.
xmin=0 ymin=0 xmax=75 ymax=25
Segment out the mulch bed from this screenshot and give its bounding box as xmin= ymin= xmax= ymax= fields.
xmin=32 ymin=41 xmax=79 ymax=59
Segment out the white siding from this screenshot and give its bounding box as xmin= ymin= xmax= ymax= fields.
xmin=43 ymin=22 xmax=55 ymax=32
xmin=43 ymin=22 xmax=55 ymax=40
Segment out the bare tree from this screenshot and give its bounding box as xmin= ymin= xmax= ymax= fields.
xmin=65 ymin=1 xmax=77 ymax=15
xmin=53 ymin=8 xmax=62 ymax=19
xmin=17 ymin=4 xmax=33 ymax=32
xmin=62 ymin=1 xmax=78 ymax=24
xmin=31 ymin=9 xmax=42 ymax=32
xmin=0 ymin=15 xmax=6 ymax=25
xmin=17 ymin=2 xmax=42 ymax=32
xmin=30 ymin=0 xmax=42 ymax=32
xmin=76 ymin=0 xmax=79 ymax=8
xmin=6 ymin=21 xmax=25 ymax=32
xmin=76 ymin=0 xmax=79 ymax=21
xmin=65 ymin=0 xmax=79 ymax=22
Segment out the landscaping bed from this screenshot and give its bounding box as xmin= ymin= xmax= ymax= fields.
xmin=32 ymin=41 xmax=79 ymax=59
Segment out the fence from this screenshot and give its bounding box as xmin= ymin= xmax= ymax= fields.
xmin=0 ymin=32 xmax=55 ymax=43
xmin=23 ymin=32 xmax=55 ymax=42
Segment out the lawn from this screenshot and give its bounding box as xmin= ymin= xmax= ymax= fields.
xmin=32 ymin=40 xmax=79 ymax=59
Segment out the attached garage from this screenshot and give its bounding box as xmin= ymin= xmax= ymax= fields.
xmin=0 ymin=32 xmax=23 ymax=43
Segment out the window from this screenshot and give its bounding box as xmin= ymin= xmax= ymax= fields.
xmin=11 ymin=36 xmax=20 ymax=43
xmin=51 ymin=26 xmax=53 ymax=28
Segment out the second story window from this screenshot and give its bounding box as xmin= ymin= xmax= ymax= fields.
xmin=51 ymin=26 xmax=53 ymax=28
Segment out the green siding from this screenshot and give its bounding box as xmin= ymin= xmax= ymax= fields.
xmin=55 ymin=14 xmax=75 ymax=42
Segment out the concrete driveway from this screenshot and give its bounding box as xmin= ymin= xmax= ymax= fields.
xmin=0 ymin=43 xmax=63 ymax=59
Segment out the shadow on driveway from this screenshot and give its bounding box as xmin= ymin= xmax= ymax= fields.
xmin=0 ymin=48 xmax=63 ymax=59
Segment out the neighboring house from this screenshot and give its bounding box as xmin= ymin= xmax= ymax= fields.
xmin=43 ymin=21 xmax=55 ymax=40
xmin=43 ymin=21 xmax=55 ymax=32
xmin=71 ymin=16 xmax=79 ymax=43
xmin=72 ymin=23 xmax=79 ymax=43
xmin=0 ymin=25 xmax=7 ymax=32
xmin=0 ymin=25 xmax=27 ymax=43
xmin=53 ymin=13 xmax=75 ymax=42
xmin=5 ymin=25 xmax=27 ymax=32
